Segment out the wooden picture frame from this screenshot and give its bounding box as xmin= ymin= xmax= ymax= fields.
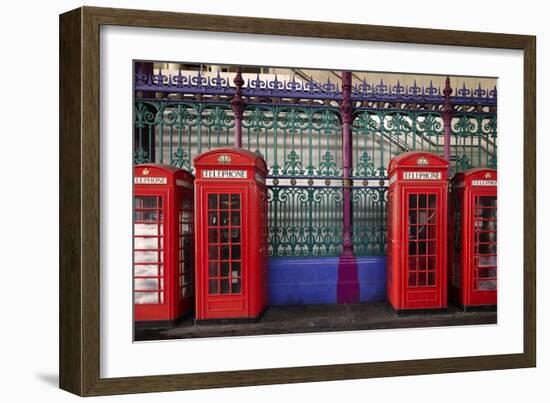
xmin=59 ymin=6 xmax=536 ymax=396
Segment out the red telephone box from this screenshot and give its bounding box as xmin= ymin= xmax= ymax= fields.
xmin=386 ymin=151 xmax=449 ymax=311
xmin=133 ymin=164 xmax=195 ymax=323
xmin=449 ymin=168 xmax=497 ymax=308
xmin=194 ymin=148 xmax=269 ymax=321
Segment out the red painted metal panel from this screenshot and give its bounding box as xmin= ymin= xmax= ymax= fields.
xmin=387 ymin=152 xmax=449 ymax=311
xmin=133 ymin=164 xmax=195 ymax=322
xmin=450 ymin=168 xmax=497 ymax=307
xmin=194 ymin=148 xmax=268 ymax=320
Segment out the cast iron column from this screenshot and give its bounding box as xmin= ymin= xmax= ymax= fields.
xmin=442 ymin=76 xmax=453 ymax=173
xmin=340 ymin=72 xmax=354 ymax=255
xmin=337 ymin=71 xmax=359 ymax=304
xmin=231 ymin=68 xmax=245 ymax=148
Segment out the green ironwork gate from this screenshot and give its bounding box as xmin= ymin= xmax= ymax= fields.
xmin=134 ymin=69 xmax=497 ymax=258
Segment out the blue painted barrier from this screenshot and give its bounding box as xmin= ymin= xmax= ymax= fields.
xmin=268 ymin=256 xmax=386 ymax=305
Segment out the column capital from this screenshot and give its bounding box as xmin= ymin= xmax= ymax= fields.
xmin=339 ymin=71 xmax=353 ymax=124
xmin=442 ymin=76 xmax=453 ymax=120
xmin=231 ymin=68 xmax=246 ymax=120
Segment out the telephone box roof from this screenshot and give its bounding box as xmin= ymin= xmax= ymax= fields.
xmin=388 ymin=151 xmax=449 ymax=175
xmin=451 ymin=167 xmax=497 ymax=182
xmin=193 ymin=147 xmax=268 ymax=175
xmin=134 ymin=163 xmax=195 ymax=182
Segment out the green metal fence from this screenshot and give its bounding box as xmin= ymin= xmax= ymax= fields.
xmin=134 ymin=100 xmax=497 ymax=257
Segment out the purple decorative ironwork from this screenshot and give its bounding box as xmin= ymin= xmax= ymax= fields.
xmin=241 ymin=73 xmax=341 ymax=99
xmin=135 ymin=70 xmax=497 ymax=107
xmin=442 ymin=77 xmax=453 ymax=169
xmin=231 ymin=68 xmax=245 ymax=148
xmin=135 ymin=69 xmax=235 ymax=96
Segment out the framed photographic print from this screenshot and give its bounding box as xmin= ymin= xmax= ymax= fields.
xmin=59 ymin=6 xmax=536 ymax=396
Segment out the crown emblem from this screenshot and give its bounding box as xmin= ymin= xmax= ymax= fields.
xmin=218 ymin=154 xmax=231 ymax=164
xmin=485 ymin=172 xmax=492 ymax=179
xmin=142 ymin=168 xmax=150 ymax=176
xmin=417 ymin=157 xmax=429 ymax=167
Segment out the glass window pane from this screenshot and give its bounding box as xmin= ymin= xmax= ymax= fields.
xmin=478 ymin=279 xmax=497 ymax=291
xmin=478 ymin=255 xmax=497 ymax=267
xmin=418 ymin=242 xmax=427 ymax=255
xmin=134 ymin=223 xmax=158 ymax=236
xmin=480 ymin=196 xmax=497 ymax=208
xmin=230 ymin=194 xmax=240 ymax=209
xmin=428 ymin=255 xmax=436 ymax=270
xmin=220 ymin=194 xmax=230 ymax=209
xmin=418 ymin=272 xmax=427 ymax=286
xmin=182 ymin=272 xmax=193 ymax=286
xmin=134 ymin=278 xmax=158 ymax=291
xmin=231 ymin=279 xmax=241 ymax=293
xmin=208 ymin=212 xmax=218 ymax=226
xmin=220 ymin=261 xmax=230 ymax=277
xmin=408 ymin=241 xmax=417 ymax=256
xmin=231 ymin=228 xmax=241 ymax=242
xmin=134 ymin=251 xmax=158 ymax=263
xmin=209 ymin=280 xmax=218 ymax=294
xmin=417 ymin=256 xmax=427 ymax=270
xmin=231 ymin=212 xmax=240 ymax=226
xmin=208 ymin=262 xmax=218 ymax=278
xmin=408 ymin=225 xmax=417 ymax=240
xmin=181 ymin=286 xmax=192 ymax=298
xmin=220 ymin=279 xmax=230 ymax=294
xmin=428 ymin=271 xmax=436 ymax=286
xmin=231 ymin=245 xmax=241 ymax=260
xmin=408 ymin=256 xmax=417 ymax=271
xmin=479 ymin=231 xmax=497 ymax=243
xmin=428 ymin=224 xmax=436 ymax=239
xmin=208 ymin=246 xmax=218 ymax=260
xmin=408 ymin=272 xmax=416 ymax=287
xmin=220 ymin=212 xmax=230 ymax=226
xmin=208 ymin=229 xmax=218 ymax=243
xmin=220 ymin=228 xmax=230 ymax=243
xmin=428 ymin=241 xmax=436 ymax=255
xmin=479 ymin=243 xmax=497 ymax=254
xmin=208 ymin=194 xmax=218 ymax=209
xmin=419 ymin=194 xmax=427 ymax=208
xmin=134 ymin=210 xmax=161 ymax=222
xmin=134 ymin=236 xmax=158 ymax=249
xmin=134 ymin=264 xmax=158 ymax=277
xmin=479 ymin=267 xmax=497 ymax=278
xmin=232 ymin=262 xmax=241 ymax=277
xmin=221 ymin=245 xmax=230 ymax=259
xmin=134 ymin=291 xmax=158 ymax=304
xmin=135 ymin=196 xmax=158 ymax=209
xmin=427 ymin=210 xmax=436 ymax=225
xmin=418 ymin=226 xmax=427 ymax=240
xmin=409 ymin=194 xmax=417 ymax=208
xmin=418 ymin=211 xmax=427 ymax=225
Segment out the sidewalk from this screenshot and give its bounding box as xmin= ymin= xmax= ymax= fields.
xmin=135 ymin=302 xmax=497 ymax=341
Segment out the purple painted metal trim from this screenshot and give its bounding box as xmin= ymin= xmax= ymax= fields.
xmin=134 ymin=71 xmax=497 ymax=106
xmin=340 ymin=71 xmax=353 ymax=255
xmin=337 ymin=71 xmax=359 ymax=304
xmin=231 ymin=68 xmax=245 ymax=148
xmin=442 ymin=77 xmax=453 ymax=171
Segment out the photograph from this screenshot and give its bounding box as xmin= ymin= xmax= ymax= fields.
xmin=131 ymin=61 xmax=498 ymax=341
xmin=54 ymin=4 xmax=537 ymax=397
